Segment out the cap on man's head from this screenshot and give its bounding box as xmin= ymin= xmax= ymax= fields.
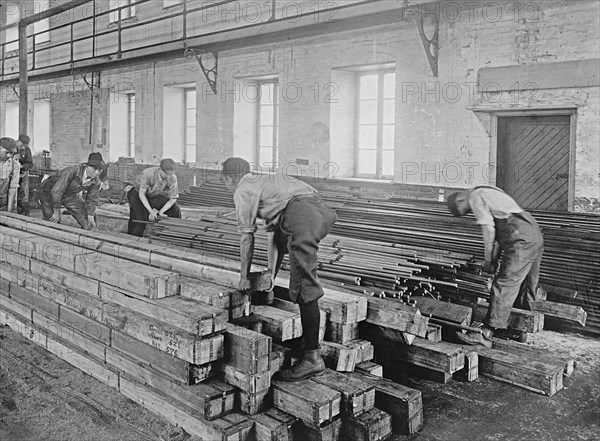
xmin=446 ymin=192 xmax=464 ymax=217
xmin=85 ymin=152 xmax=105 ymax=169
xmin=18 ymin=134 xmax=30 ymax=145
xmin=160 ymin=158 xmax=177 ymax=172
xmin=222 ymin=157 xmax=250 ymax=177
xmin=0 ymin=137 xmax=18 ymax=154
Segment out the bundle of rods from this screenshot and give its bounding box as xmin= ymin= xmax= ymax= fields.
xmin=167 ymin=181 xmax=599 ymax=333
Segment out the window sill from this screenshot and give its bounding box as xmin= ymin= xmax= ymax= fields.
xmin=107 ymin=16 xmax=138 ymax=28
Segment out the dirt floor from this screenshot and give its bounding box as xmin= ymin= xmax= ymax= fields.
xmin=1 ymin=324 xmax=598 ymax=441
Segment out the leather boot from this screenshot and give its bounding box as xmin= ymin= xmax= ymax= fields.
xmin=276 ymin=349 xmax=325 ymax=382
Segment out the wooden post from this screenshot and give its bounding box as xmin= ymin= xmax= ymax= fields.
xmin=18 ymin=22 xmax=28 ymax=136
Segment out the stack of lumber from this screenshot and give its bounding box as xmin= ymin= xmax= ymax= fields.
xmin=174 ymin=181 xmax=595 ymax=334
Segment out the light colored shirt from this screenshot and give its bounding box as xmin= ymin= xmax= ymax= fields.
xmin=0 ymin=157 xmax=21 ymax=190
xmin=136 ymin=166 xmax=179 ymax=199
xmin=234 ymin=173 xmax=316 ymax=234
xmin=468 ymin=186 xmax=524 ymax=226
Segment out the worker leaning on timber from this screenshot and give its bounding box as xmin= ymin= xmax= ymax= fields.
xmin=126 ymin=158 xmax=182 ymax=237
xmin=222 ymin=157 xmax=338 ymax=382
xmin=0 ymin=137 xmax=21 ymax=212
xmin=16 ymin=134 xmax=34 ymax=216
xmin=40 ymin=152 xmax=106 ymax=230
xmin=447 ymin=185 xmax=544 ymax=348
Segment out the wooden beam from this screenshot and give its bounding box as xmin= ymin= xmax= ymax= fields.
xmin=311 ymin=369 xmax=376 ymax=418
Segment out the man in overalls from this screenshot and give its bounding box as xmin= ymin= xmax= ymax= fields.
xmin=222 ymin=157 xmax=337 ymax=381
xmin=447 ymin=186 xmax=544 ymax=347
xmin=0 ymin=137 xmax=21 ymax=212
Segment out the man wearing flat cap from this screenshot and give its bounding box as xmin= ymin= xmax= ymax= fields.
xmin=222 ymin=157 xmax=337 ymax=382
xmin=127 ymin=158 xmax=181 ymax=237
xmin=40 ymin=152 xmax=106 ymax=229
xmin=0 ymin=137 xmax=21 ymax=212
xmin=446 ymin=186 xmax=544 ymax=347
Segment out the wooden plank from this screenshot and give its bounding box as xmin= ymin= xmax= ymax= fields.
xmin=491 ymin=337 xmax=574 ymax=377
xmin=8 ymin=284 xmax=60 ymax=319
xmin=238 ymin=389 xmax=271 ymax=415
xmin=453 ymin=348 xmax=479 ymax=382
xmin=0 ymin=247 xmax=32 ymax=272
xmin=103 ymin=302 xmax=224 ymax=365
xmin=478 ymin=59 xmax=600 ymax=91
xmin=476 ymin=347 xmax=564 ymax=396
xmin=342 ymin=408 xmax=392 ymax=441
xmin=364 ymin=297 xmax=429 ymax=337
xmin=348 ymin=372 xmax=423 ymax=436
xmin=101 ymin=283 xmax=228 ymax=336
xmin=346 ymin=339 xmax=374 ymax=364
xmin=0 ymin=264 xmax=20 ymax=284
xmin=111 ymin=329 xmax=195 ymax=385
xmin=180 ymin=276 xmax=249 ymax=310
xmin=37 ymin=278 xmax=103 ymax=320
xmin=32 ymin=310 xmax=106 ymax=360
xmin=310 ymin=369 xmax=376 ymax=418
xmin=530 ymin=300 xmax=587 ymax=326
xmin=0 ymin=309 xmax=47 ymax=347
xmin=319 ymin=287 xmax=368 ymax=324
xmin=397 ymin=361 xmax=452 ymax=384
xmin=251 ymin=305 xmax=302 ymax=342
xmin=106 ymin=347 xmax=235 ymax=420
xmin=251 ymin=408 xmax=298 ymax=441
xmin=46 ymin=331 xmax=119 ymax=389
xmin=355 ymin=361 xmax=383 ymax=378
xmin=472 ymin=304 xmax=544 ymax=333
xmin=30 ymin=259 xmax=100 ymax=297
xmin=119 ymin=377 xmax=254 ymax=441
xmin=325 ymin=321 xmax=360 ymax=344
xmin=320 ymin=341 xmax=358 ymax=372
xmin=392 ymin=337 xmax=465 ymax=374
xmin=74 ymin=252 xmax=179 ymax=299
xmin=412 ymin=297 xmax=472 ymax=326
xmin=0 ymin=294 xmax=33 ymax=322
xmin=225 ymin=324 xmax=272 ymax=374
xmin=272 ymin=379 xmax=341 ymax=427
xmin=59 ymin=305 xmax=111 ymax=346
xmin=294 ymin=418 xmax=342 ymax=441
xmin=222 ymin=364 xmax=271 ymax=395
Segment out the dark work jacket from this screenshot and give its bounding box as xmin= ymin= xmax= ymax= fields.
xmin=18 ymin=146 xmax=33 ymax=172
xmin=42 ymin=165 xmax=100 ymax=215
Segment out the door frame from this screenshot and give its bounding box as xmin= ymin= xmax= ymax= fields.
xmin=488 ymin=108 xmax=577 ymax=212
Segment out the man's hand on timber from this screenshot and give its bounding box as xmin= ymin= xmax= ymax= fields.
xmin=148 ymin=208 xmax=159 ymax=222
xmin=238 ymin=276 xmax=251 ymax=293
xmin=482 ymin=260 xmax=496 ymax=274
xmin=49 ymin=211 xmax=61 ymax=223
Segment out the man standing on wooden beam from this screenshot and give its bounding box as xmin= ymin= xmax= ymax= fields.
xmin=222 ymin=157 xmax=337 ymax=381
xmin=447 ymin=186 xmax=544 ymax=348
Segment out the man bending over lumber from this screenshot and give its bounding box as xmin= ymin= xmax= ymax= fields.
xmin=447 ymin=186 xmax=544 ymax=348
xmin=222 ymin=157 xmax=337 ymax=381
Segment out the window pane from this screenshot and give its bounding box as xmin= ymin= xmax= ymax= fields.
xmin=359 ymin=100 xmax=378 ymax=125
xmin=360 ymin=75 xmax=378 ymax=100
xmin=186 ymin=127 xmax=195 ymax=144
xmin=186 ymin=144 xmax=196 ymax=163
xmin=383 ymin=99 xmax=395 ymax=124
xmin=359 ymin=125 xmax=377 ymax=149
xmin=260 ymin=126 xmax=273 ymax=147
xmin=259 ymin=147 xmax=273 ymax=165
xmin=260 ymin=105 xmax=274 ymax=124
xmin=383 ymin=73 xmax=396 ymax=99
xmin=382 ymin=125 xmax=395 ymax=149
xmin=186 ymin=90 xmax=196 ymax=108
xmin=186 ymin=108 xmax=196 ymax=125
xmin=382 ymin=150 xmax=394 ymax=176
xmin=260 ymin=83 xmax=275 ymax=105
xmin=358 ymin=149 xmax=377 ymax=175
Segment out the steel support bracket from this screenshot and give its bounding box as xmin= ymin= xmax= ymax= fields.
xmin=185 ymin=47 xmax=218 ymax=94
xmin=415 ymin=10 xmax=439 ymax=77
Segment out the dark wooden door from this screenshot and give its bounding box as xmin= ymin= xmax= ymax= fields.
xmin=496 ymin=115 xmax=571 ymax=211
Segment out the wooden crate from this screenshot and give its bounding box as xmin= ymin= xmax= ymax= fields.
xmin=225 ymin=323 xmax=272 ymax=374
xmin=311 ymin=369 xmax=376 ymax=418
xmin=272 ymin=379 xmax=341 ymax=427
xmin=342 ymin=408 xmax=392 ymax=441
xmin=294 ymin=418 xmax=342 ymax=441
xmin=251 ymin=408 xmax=298 ymax=441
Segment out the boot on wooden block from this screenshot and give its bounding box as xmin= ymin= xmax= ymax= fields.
xmin=276 ymin=349 xmax=324 ymax=382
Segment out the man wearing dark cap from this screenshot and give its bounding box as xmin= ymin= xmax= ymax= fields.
xmin=127 ymin=158 xmax=181 ymax=237
xmin=40 ymin=152 xmax=106 ymax=229
xmin=446 ymin=186 xmax=544 ymax=347
xmin=222 ymin=157 xmax=337 ymax=382
xmin=0 ymin=137 xmax=21 ymax=211
xmin=16 ymin=134 xmax=33 ymax=215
